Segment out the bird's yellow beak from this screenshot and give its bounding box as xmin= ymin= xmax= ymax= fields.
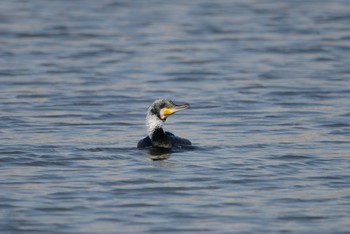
xmin=160 ymin=103 xmax=190 ymax=119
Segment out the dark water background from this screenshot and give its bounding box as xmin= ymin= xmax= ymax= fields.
xmin=1 ymin=0 xmax=350 ymax=233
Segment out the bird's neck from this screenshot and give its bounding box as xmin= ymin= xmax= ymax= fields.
xmin=146 ymin=114 xmax=171 ymax=148
xmin=146 ymin=113 xmax=164 ymax=138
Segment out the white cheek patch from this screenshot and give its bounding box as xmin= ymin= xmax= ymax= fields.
xmin=159 ymin=109 xmax=165 ymax=120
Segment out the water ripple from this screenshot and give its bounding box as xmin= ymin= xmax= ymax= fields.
xmin=1 ymin=0 xmax=350 ymax=233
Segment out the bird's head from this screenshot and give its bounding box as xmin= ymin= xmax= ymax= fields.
xmin=148 ymin=99 xmax=190 ymax=121
xmin=146 ymin=99 xmax=190 ymax=138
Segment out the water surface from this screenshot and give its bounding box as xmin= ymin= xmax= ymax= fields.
xmin=1 ymin=0 xmax=350 ymax=233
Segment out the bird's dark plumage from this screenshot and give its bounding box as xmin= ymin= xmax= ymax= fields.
xmin=137 ymin=131 xmax=191 ymax=149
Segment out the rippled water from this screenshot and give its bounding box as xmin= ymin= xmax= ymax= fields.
xmin=1 ymin=0 xmax=350 ymax=233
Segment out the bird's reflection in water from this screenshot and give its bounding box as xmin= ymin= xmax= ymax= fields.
xmin=149 ymin=147 xmax=170 ymax=161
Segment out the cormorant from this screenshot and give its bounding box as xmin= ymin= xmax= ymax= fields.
xmin=137 ymin=99 xmax=191 ymax=149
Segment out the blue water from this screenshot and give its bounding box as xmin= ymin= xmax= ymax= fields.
xmin=1 ymin=0 xmax=350 ymax=233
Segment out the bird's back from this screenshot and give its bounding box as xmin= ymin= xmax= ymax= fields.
xmin=166 ymin=131 xmax=192 ymax=147
xmin=137 ymin=132 xmax=191 ymax=149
